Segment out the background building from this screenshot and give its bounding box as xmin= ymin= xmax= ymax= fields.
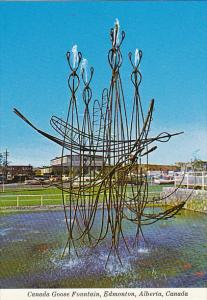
xmin=34 ymin=166 xmax=53 ymax=177
xmin=1 ymin=165 xmax=33 ymax=182
xmin=50 ymin=154 xmax=104 ymax=175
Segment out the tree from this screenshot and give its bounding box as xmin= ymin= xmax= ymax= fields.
xmin=192 ymin=159 xmax=205 ymax=171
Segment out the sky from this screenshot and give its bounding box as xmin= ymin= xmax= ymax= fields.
xmin=0 ymin=1 xmax=207 ymax=167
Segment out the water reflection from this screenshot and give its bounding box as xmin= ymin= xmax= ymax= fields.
xmin=0 ymin=208 xmax=206 ymax=288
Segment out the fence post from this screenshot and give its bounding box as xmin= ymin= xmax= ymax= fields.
xmin=41 ymin=195 xmax=43 ymax=206
xmin=17 ymin=196 xmax=19 ymax=207
xmin=202 ymin=172 xmax=204 ymax=190
xmin=186 ymin=173 xmax=189 ymax=189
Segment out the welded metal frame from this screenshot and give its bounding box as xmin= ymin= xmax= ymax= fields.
xmin=14 ymin=22 xmax=188 ymax=266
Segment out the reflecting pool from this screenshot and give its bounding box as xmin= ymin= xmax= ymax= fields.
xmin=0 ymin=208 xmax=206 ymax=288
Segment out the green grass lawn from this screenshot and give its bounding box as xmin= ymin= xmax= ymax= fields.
xmin=0 ymin=186 xmax=61 ymax=195
xmin=0 ymin=186 xmax=62 ymax=207
xmin=0 ymin=184 xmax=171 ymax=208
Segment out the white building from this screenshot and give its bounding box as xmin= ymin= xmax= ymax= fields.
xmin=50 ymin=154 xmax=104 ymax=174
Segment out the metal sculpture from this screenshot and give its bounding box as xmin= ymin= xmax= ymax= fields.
xmin=14 ymin=20 xmax=187 ymax=266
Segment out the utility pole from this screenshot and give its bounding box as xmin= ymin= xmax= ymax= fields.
xmin=4 ymin=149 xmax=9 ymax=184
xmin=0 ymin=153 xmax=3 ymax=192
xmin=0 ymin=149 xmax=9 ymax=192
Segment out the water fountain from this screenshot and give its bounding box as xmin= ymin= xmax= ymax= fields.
xmin=14 ymin=20 xmax=188 ymax=267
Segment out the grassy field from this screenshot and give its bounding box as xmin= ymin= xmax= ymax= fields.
xmin=0 ymin=186 xmax=62 ymax=207
xmin=0 ymin=184 xmax=170 ymax=208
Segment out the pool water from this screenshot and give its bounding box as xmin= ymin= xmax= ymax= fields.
xmin=0 ymin=208 xmax=206 ymax=288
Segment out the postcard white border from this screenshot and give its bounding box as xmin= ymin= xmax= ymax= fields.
xmin=1 ymin=288 xmax=207 ymax=300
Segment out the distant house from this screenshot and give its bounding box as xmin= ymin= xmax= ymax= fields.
xmin=6 ymin=165 xmax=33 ymax=180
xmin=34 ymin=166 xmax=53 ymax=177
